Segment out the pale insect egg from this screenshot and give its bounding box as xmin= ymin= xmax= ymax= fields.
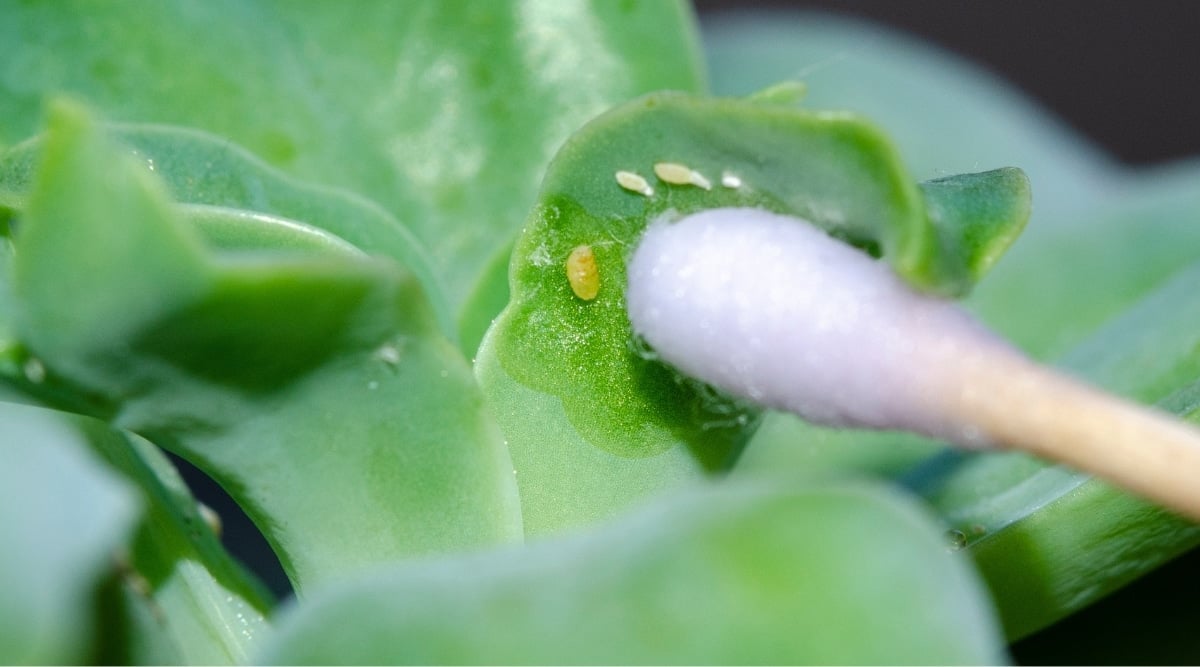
xmin=654 ymin=162 xmax=712 ymax=190
xmin=721 ymin=170 xmax=743 ymax=189
xmin=615 ymin=170 xmax=654 ymax=197
xmin=565 ymin=244 xmax=600 ymax=301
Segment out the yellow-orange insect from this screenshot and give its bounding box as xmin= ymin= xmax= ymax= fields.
xmin=565 ymin=244 xmax=600 ymax=300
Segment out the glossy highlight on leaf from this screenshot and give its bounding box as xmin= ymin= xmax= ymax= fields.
xmin=0 ymin=124 xmax=453 ymax=338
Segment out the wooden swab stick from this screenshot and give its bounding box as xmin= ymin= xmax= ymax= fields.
xmin=626 ymin=208 xmax=1200 ymax=521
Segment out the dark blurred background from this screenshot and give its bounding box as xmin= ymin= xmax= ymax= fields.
xmin=695 ymin=0 xmax=1200 ymax=165
xmin=184 ymin=3 xmax=1200 ymax=664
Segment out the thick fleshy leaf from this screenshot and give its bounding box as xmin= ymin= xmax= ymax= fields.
xmin=259 ymin=481 xmax=1006 ymax=665
xmin=458 ymin=239 xmax=516 ymax=354
xmin=0 ymin=402 xmax=139 ymax=665
xmin=6 ymin=102 xmax=521 ymax=592
xmin=0 ymin=404 xmax=271 ymax=664
xmin=921 ymin=168 xmax=1032 ymax=288
xmin=0 ymin=125 xmax=452 ymax=335
xmin=180 ymin=205 xmax=364 ymax=257
xmin=11 ymin=107 xmax=211 ymax=385
xmin=79 ymin=421 xmax=272 ymax=664
xmin=908 ymin=260 xmax=1200 ymax=639
xmin=0 ymin=0 xmax=706 ymax=349
xmin=735 ymin=414 xmax=943 ymax=482
xmin=0 ymin=403 xmax=272 ymax=665
xmin=478 ymin=90 xmax=1028 ymax=536
xmin=970 ymin=162 xmax=1200 ymax=358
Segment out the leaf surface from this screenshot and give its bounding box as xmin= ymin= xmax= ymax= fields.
xmin=0 ymin=0 xmax=706 ymax=350
xmin=259 ymin=482 xmax=1006 ymax=665
xmin=908 ymin=261 xmax=1200 ymax=639
xmin=5 ymin=102 xmax=522 ymax=593
xmin=0 ymin=402 xmax=139 ymax=665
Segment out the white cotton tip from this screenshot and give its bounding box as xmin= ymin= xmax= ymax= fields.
xmin=626 ymin=208 xmax=1016 ymax=447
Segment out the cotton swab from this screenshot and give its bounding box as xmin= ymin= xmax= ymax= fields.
xmin=626 ymin=208 xmax=1200 ymax=520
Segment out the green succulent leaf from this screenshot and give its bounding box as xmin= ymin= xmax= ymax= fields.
xmin=736 ymin=415 xmax=944 ymax=483
xmin=478 ymin=90 xmax=1028 ymax=536
xmin=180 ymin=205 xmax=365 ymax=257
xmin=259 ymin=481 xmax=1006 ymax=665
xmin=971 ymin=163 xmax=1200 ymax=358
xmin=909 ymin=260 xmax=1200 ymax=639
xmin=0 ymin=124 xmax=451 ymax=335
xmin=0 ymin=402 xmax=139 ymax=665
xmin=0 ymin=0 xmax=706 ymax=352
xmin=71 ymin=416 xmax=271 ymax=664
xmin=5 ymin=101 xmax=521 ymax=592
xmin=8 ymin=3 xmax=1195 ymax=662
xmin=921 ymin=167 xmax=1032 ymax=290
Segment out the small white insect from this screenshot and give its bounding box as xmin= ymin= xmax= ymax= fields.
xmin=721 ymin=170 xmax=743 ymax=189
xmin=615 ymin=170 xmax=654 ymax=197
xmin=653 ymin=162 xmax=712 ymax=190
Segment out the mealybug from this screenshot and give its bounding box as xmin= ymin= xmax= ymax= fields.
xmin=566 ymin=244 xmax=600 ymax=300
